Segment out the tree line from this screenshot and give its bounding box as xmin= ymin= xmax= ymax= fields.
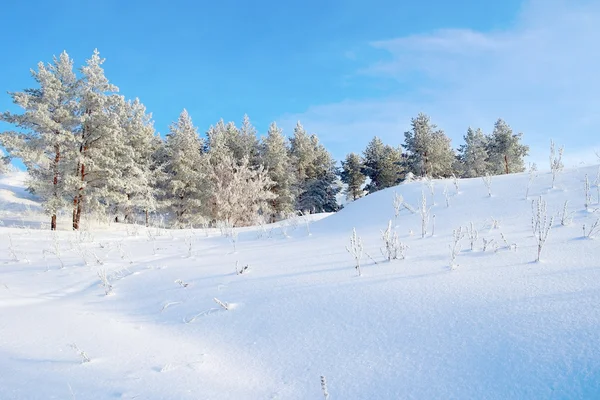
xmin=0 ymin=50 xmax=529 ymax=230
xmin=340 ymin=114 xmax=529 ymax=201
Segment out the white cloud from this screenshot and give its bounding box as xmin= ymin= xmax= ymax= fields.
xmin=278 ymin=0 xmax=600 ymax=169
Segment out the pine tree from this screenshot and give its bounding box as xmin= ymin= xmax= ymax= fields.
xmin=0 ymin=51 xmax=80 ymax=230
xmin=404 ymin=113 xmax=455 ymax=178
xmin=238 ymin=114 xmax=260 ymax=166
xmin=362 ymin=137 xmax=404 ymax=193
xmin=487 ymin=119 xmax=529 ymax=175
xmin=289 ymin=121 xmax=316 ymax=185
xmin=163 ymin=109 xmax=205 ymax=226
xmin=111 ymin=97 xmax=159 ymax=224
xmin=340 ymin=153 xmax=366 ymax=201
xmin=296 ymin=135 xmax=340 ymax=213
xmin=70 ymin=49 xmax=121 ymax=230
xmin=260 ymin=122 xmax=295 ymax=220
xmin=458 ymin=127 xmax=489 ymax=178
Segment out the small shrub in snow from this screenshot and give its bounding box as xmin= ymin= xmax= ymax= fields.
xmin=183 ymin=230 xmax=194 ymax=257
xmin=490 ymin=217 xmax=500 ymax=230
xmin=559 ymin=200 xmax=575 ymax=226
xmin=549 ymin=140 xmax=564 ymax=189
xmin=525 ymin=162 xmax=538 ymax=200
xmin=583 ymin=218 xmax=600 ymax=239
xmin=532 ymin=196 xmax=554 ymax=262
xmin=393 ymin=192 xmax=403 ymax=223
xmin=482 ymin=237 xmax=498 ymax=253
xmin=393 ymin=191 xmax=416 ymax=221
xmin=116 ymin=241 xmax=132 ymax=264
xmin=443 ymin=184 xmax=450 ymax=208
xmin=380 ymin=220 xmax=407 ymax=261
xmin=449 ymin=226 xmax=465 ymax=270
xmin=584 ymin=174 xmax=592 ymax=210
xmin=466 ymin=222 xmax=478 ymax=251
xmin=482 ymin=174 xmax=492 ymax=197
xmin=452 ymin=174 xmax=460 ymax=194
xmin=345 ymin=228 xmax=363 ymax=276
xmin=69 ymin=343 xmax=90 ymax=364
xmin=320 ymin=375 xmax=330 ymax=400
xmin=7 ymin=234 xmax=19 ymax=262
xmin=235 ymin=261 xmax=250 ymax=275
xmin=424 ymin=176 xmax=435 ymax=197
xmin=97 ymin=269 xmax=113 ymax=295
xmin=419 ymin=191 xmax=432 ymax=239
xmin=500 ymin=232 xmax=517 ymax=251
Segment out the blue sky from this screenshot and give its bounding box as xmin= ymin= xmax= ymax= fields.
xmin=2 ymin=0 xmax=599 ymax=168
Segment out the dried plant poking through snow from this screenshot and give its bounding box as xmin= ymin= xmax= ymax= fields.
xmin=532 ymin=196 xmax=554 ymax=262
xmin=525 ymin=162 xmax=538 ymax=200
xmin=584 ymin=174 xmax=592 ymax=210
xmin=452 ymin=174 xmax=460 ymax=194
xmin=583 ymin=218 xmax=600 ymax=239
xmin=7 ymin=234 xmax=19 ymax=262
xmin=320 ymin=375 xmax=330 ymax=400
xmin=449 ymin=226 xmax=465 ymax=270
xmin=443 ymin=184 xmax=450 ymax=208
xmin=466 ymin=222 xmax=479 ymax=251
xmin=424 ymin=176 xmax=435 ymax=197
xmin=346 ymin=228 xmax=363 ymax=276
xmin=69 ymin=343 xmax=90 ymax=364
xmin=213 ymin=297 xmax=229 ymax=311
xmin=549 ymin=140 xmax=564 ymax=189
xmin=482 ymin=174 xmax=492 ymax=197
xmin=381 ymin=220 xmax=407 ymax=261
xmin=419 ymin=191 xmax=431 ymax=239
xmin=560 ymin=200 xmax=574 ymax=226
xmin=97 ymin=269 xmax=113 ymax=295
xmin=393 ymin=192 xmax=403 ymax=224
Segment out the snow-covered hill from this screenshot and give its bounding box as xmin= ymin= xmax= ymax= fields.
xmin=1 ymin=166 xmax=600 ymax=399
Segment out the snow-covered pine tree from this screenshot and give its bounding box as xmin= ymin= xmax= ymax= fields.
xmin=289 ymin=121 xmax=316 ymax=186
xmin=361 ymin=137 xmax=404 ymax=193
xmin=111 ymin=97 xmax=160 ymax=224
xmin=296 ymin=136 xmax=340 ymax=213
xmin=457 ymin=127 xmax=490 ymax=178
xmin=487 ymin=118 xmax=529 ymax=175
xmin=260 ymin=122 xmax=296 ymax=220
xmin=162 ymin=109 xmax=205 ymax=227
xmin=70 ymin=49 xmax=121 ymax=230
xmin=0 ymin=51 xmax=80 ymax=230
xmin=404 ymin=113 xmax=455 ymax=178
xmin=206 ymin=119 xmax=228 ymax=152
xmin=340 ymin=153 xmax=366 ymax=201
xmin=238 ymin=114 xmax=260 ymax=167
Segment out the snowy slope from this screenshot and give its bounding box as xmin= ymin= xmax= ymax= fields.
xmin=1 ymin=166 xmax=600 ymax=399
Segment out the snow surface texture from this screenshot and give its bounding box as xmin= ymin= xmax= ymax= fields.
xmin=1 ymin=166 xmax=600 ymax=399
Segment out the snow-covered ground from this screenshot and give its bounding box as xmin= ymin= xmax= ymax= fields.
xmin=1 ymin=166 xmax=600 ymax=399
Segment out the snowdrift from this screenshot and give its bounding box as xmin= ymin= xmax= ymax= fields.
xmin=1 ymin=166 xmax=600 ymax=399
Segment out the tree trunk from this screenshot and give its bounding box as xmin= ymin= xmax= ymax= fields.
xmin=145 ymin=209 xmax=149 ymax=227
xmin=504 ymin=154 xmax=509 ymax=174
xmin=73 ymin=161 xmax=85 ymax=230
xmin=50 ymin=143 xmax=61 ymax=231
xmin=72 ymin=198 xmax=77 ymax=230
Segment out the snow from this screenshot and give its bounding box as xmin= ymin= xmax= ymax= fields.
xmin=2 ymin=166 xmax=600 ymax=399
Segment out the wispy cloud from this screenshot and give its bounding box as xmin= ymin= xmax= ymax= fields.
xmin=279 ymin=0 xmax=600 ymax=168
